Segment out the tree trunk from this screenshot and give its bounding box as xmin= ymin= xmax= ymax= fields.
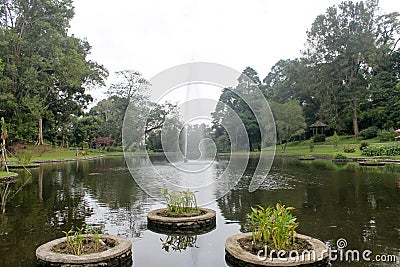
xmin=60 ymin=124 xmax=67 ymax=148
xmin=1 ymin=142 xmax=8 ymax=173
xmin=352 ymin=99 xmax=359 ymax=138
xmin=38 ymin=167 xmax=43 ymax=201
xmin=36 ymin=118 xmax=44 ymax=146
xmin=281 ymin=142 xmax=287 ymax=153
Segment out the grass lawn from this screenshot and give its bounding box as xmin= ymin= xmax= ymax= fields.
xmin=34 ymin=148 xmax=129 ymax=161
xmin=5 ymin=135 xmax=400 ymax=163
xmin=274 ymin=135 xmax=400 ymax=158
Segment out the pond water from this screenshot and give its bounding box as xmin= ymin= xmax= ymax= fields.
xmin=0 ymin=156 xmax=399 ymax=266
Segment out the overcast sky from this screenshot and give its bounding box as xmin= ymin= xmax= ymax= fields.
xmin=69 ymin=0 xmax=400 ymax=103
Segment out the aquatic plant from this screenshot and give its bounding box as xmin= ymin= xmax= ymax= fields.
xmin=162 ymin=189 xmax=199 ymax=215
xmin=246 ymin=203 xmax=299 ymax=250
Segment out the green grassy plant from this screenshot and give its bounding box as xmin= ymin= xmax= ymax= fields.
xmin=334 ymin=153 xmax=347 ymax=159
xmin=162 ymin=189 xmax=199 ymax=215
xmin=62 ymin=225 xmax=90 ymax=256
xmin=246 ymin=203 xmax=299 ymax=250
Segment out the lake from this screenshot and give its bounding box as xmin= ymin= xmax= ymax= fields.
xmin=0 ymin=156 xmax=399 ymax=266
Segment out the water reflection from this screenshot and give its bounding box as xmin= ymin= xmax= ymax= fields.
xmin=160 ymin=234 xmax=198 ymax=252
xmin=0 ymin=156 xmax=399 ymax=266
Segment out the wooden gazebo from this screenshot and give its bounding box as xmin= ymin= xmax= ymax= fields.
xmin=310 ymin=121 xmax=328 ymax=136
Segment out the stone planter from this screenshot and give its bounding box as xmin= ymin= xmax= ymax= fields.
xmin=8 ymin=163 xmax=40 ymax=169
xmin=147 ymin=208 xmax=216 ymax=234
xmin=331 ymin=159 xmax=349 ymax=163
xmin=0 ymin=172 xmax=18 ymax=182
xmin=298 ymin=157 xmax=315 ymax=161
xmin=359 ymin=161 xmax=385 ymax=166
xmin=36 ymin=234 xmax=132 ymax=267
xmin=225 ymin=233 xmax=328 ymax=267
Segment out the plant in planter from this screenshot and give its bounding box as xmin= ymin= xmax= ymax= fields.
xmin=162 ymin=189 xmax=200 ymax=217
xmin=147 ymin=189 xmax=216 ymax=234
xmin=246 ymin=204 xmax=299 ymax=251
xmin=57 ymin=226 xmax=108 ymax=256
xmin=36 ymin=225 xmax=132 ymax=266
xmin=225 ymin=203 xmax=328 ymax=266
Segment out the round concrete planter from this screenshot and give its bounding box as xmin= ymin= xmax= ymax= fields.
xmin=8 ymin=163 xmax=40 ymax=169
xmin=147 ymin=208 xmax=216 ymax=234
xmin=0 ymin=172 xmax=18 ymax=182
xmin=225 ymin=233 xmax=329 ymax=267
xmin=359 ymin=161 xmax=385 ymax=166
xmin=298 ymin=157 xmax=315 ymax=161
xmin=36 ymin=235 xmax=132 ymax=267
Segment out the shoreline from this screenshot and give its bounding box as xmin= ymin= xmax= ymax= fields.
xmin=10 ymin=151 xmax=400 ymax=165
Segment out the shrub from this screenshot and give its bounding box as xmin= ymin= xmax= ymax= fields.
xmin=313 ymin=134 xmax=326 ymax=143
xmin=15 ymin=149 xmax=34 ymax=164
xmin=361 ymin=144 xmax=400 ymax=157
xmin=309 ymin=138 xmax=314 ymax=152
xmin=343 ymin=146 xmax=356 ymax=153
xmin=246 ymin=203 xmax=298 ymax=250
xmin=359 ymin=141 xmax=369 ymax=151
xmin=334 ymin=153 xmax=347 ymax=159
xmin=332 ymin=131 xmax=339 ymax=151
xmin=377 ymin=128 xmax=397 ymax=142
xmin=359 ymin=126 xmax=379 ymax=140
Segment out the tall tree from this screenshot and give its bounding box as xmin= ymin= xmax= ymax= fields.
xmin=212 ymin=67 xmax=263 ymax=151
xmin=107 ymin=70 xmax=150 ymax=109
xmin=0 ymin=0 xmax=107 ymax=145
xmin=304 ymin=0 xmax=379 ymax=137
xmin=270 ymin=100 xmax=306 ymax=152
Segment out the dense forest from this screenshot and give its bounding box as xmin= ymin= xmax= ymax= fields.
xmin=0 ymin=0 xmax=399 ymax=152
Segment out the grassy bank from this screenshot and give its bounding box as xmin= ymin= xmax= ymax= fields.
xmin=275 ymin=135 xmax=399 ymax=158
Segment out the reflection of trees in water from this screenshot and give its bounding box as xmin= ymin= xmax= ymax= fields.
xmin=218 ymin=158 xmax=400 ymax=254
xmin=160 ymin=234 xmax=198 ymax=252
xmin=0 ymin=173 xmax=32 ymax=214
xmin=77 ymin=157 xmax=154 ymax=238
xmin=0 ymin=165 xmax=88 ymax=266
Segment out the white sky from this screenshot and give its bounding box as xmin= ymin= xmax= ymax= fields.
xmin=69 ymin=0 xmax=400 ymax=103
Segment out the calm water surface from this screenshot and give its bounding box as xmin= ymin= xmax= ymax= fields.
xmin=0 ymin=156 xmax=399 ymax=266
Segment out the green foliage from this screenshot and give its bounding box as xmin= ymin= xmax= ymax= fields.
xmin=61 ymin=225 xmax=104 ymax=255
xmin=161 ymin=235 xmax=197 ymax=252
xmin=343 ymin=146 xmax=356 ymax=153
xmin=309 ymin=138 xmax=314 ymax=152
xmin=246 ymin=203 xmax=298 ymax=250
xmin=359 ymin=141 xmax=369 ymax=151
xmin=332 ymin=131 xmax=339 ymax=151
xmin=334 ymin=153 xmax=348 ymax=159
xmin=377 ymin=128 xmax=397 ymax=142
xmin=15 ymin=149 xmax=34 ymax=164
xmin=361 ymin=144 xmax=400 ymax=157
xmin=162 ymin=189 xmax=199 ymax=215
xmin=313 ymin=134 xmax=326 ymax=143
xmin=62 ymin=226 xmax=89 ymax=256
xmin=359 ymin=126 xmax=379 ymax=140
xmin=270 ymin=99 xmax=306 ymax=153
xmin=0 ymin=0 xmax=107 ymax=146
